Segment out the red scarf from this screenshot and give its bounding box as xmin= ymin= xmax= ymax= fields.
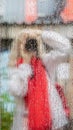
xmin=28 ymin=57 xmax=52 ymax=130
xmin=16 ymin=57 xmax=52 ymax=130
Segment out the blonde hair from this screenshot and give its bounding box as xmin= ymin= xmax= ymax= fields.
xmin=8 ymin=29 xmax=45 ymax=67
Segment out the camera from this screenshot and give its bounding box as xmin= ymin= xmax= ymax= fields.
xmin=25 ymin=38 xmax=38 ymax=52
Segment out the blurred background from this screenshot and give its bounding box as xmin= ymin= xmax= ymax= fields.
xmin=0 ymin=0 xmax=73 ymax=130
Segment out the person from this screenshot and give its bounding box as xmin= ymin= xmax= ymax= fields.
xmin=8 ymin=29 xmax=71 ymax=130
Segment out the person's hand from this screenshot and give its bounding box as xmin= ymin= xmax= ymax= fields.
xmin=20 ymin=44 xmax=32 ymax=64
xmin=23 ymin=53 xmax=32 ymax=64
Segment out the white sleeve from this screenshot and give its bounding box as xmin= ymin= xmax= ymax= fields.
xmin=41 ymin=50 xmax=68 ymax=66
xmin=41 ymin=31 xmax=71 ymax=65
xmin=8 ymin=64 xmax=32 ymax=97
xmin=42 ymin=31 xmax=71 ymax=54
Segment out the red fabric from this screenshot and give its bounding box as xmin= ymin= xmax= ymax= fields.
xmin=16 ymin=57 xmax=24 ymax=67
xmin=16 ymin=57 xmax=52 ymax=130
xmin=55 ymin=83 xmax=70 ymax=118
xmin=28 ymin=57 xmax=51 ymax=130
xmin=25 ymin=0 xmax=38 ymax=24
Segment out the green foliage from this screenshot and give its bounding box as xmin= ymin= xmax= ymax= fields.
xmin=0 ymin=93 xmax=14 ymax=103
xmin=0 ymin=93 xmax=14 ymax=130
xmin=1 ymin=102 xmax=13 ymax=130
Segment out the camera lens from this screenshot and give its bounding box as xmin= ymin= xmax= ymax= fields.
xmin=25 ymin=38 xmax=38 ymax=52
